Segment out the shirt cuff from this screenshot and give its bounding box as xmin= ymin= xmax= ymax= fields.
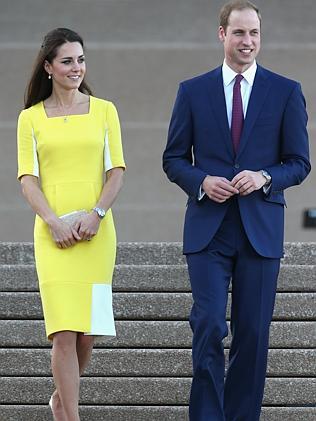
xmin=263 ymin=183 xmax=272 ymax=195
xmin=198 ymin=185 xmax=205 ymax=201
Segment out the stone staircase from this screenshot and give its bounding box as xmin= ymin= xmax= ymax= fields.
xmin=0 ymin=242 xmax=315 ymax=421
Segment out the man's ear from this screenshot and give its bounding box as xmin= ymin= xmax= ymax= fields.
xmin=218 ymin=26 xmax=226 ymax=42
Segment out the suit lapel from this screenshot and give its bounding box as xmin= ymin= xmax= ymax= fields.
xmin=237 ymin=66 xmax=271 ymax=158
xmin=206 ymin=68 xmax=235 ymax=159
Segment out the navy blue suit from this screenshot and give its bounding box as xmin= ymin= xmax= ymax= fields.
xmin=163 ymin=65 xmax=310 ymax=420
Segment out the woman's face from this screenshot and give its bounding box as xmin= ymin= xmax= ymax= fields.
xmin=45 ymin=41 xmax=86 ymax=91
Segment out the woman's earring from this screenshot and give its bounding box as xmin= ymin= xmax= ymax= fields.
xmin=48 ymin=74 xmax=52 ymax=80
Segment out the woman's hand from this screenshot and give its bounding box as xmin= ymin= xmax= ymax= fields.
xmin=49 ymin=217 xmax=82 ymax=249
xmin=73 ymin=212 xmax=101 ymax=241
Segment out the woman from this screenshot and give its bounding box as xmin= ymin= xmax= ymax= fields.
xmin=17 ymin=28 xmax=125 ymax=421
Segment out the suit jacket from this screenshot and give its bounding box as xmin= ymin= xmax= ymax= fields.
xmin=163 ymin=65 xmax=311 ymax=258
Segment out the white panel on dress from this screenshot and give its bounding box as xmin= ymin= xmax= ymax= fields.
xmin=104 ymin=130 xmax=113 ymax=172
xmin=85 ymin=283 xmax=116 ymax=336
xmin=32 ymin=129 xmax=39 ymax=177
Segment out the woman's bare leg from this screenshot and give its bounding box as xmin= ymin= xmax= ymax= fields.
xmin=50 ymin=334 xmax=95 ymax=421
xmin=51 ymin=331 xmax=80 ymax=421
xmin=76 ymin=334 xmax=95 ymax=375
xmin=50 ymin=389 xmax=66 ymax=421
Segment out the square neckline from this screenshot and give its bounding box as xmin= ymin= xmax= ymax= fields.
xmin=41 ymin=95 xmax=92 ymax=119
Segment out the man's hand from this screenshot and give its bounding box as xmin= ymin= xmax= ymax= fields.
xmin=202 ymin=176 xmax=239 ymax=203
xmin=231 ymin=170 xmax=266 ymax=196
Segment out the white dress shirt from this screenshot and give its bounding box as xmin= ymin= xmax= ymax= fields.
xmin=222 ymin=59 xmax=257 ymax=127
xmin=198 ymin=60 xmax=270 ymax=199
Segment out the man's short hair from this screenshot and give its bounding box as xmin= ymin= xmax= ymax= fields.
xmin=219 ymin=0 xmax=261 ymax=32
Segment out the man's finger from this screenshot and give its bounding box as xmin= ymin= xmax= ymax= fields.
xmin=238 ymin=182 xmax=250 ymax=193
xmin=231 ymin=172 xmax=248 ymax=186
xmin=234 ymin=179 xmax=250 ymax=190
xmin=240 ymin=184 xmax=254 ymax=195
xmin=217 ymin=181 xmax=239 ymax=194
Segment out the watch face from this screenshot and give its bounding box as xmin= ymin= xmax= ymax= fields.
xmin=94 ymin=207 xmax=106 ymax=218
xmin=261 ymin=171 xmax=271 ymax=185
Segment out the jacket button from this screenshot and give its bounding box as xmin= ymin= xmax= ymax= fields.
xmin=234 ymin=163 xmax=240 ymax=169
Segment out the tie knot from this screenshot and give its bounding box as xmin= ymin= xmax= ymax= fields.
xmin=235 ymin=74 xmax=243 ymax=84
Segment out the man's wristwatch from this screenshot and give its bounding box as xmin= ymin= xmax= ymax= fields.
xmin=260 ymin=170 xmax=272 ymax=186
xmin=92 ymin=207 xmax=106 ymax=219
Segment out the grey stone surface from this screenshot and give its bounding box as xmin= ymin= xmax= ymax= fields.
xmin=277 ymin=265 xmax=316 ymax=291
xmin=0 ymin=264 xmax=37 ymax=291
xmin=1 ymin=0 xmax=316 ymax=44
xmin=282 ymin=242 xmax=316 ymax=265
xmin=0 ymin=0 xmax=219 ymax=45
xmin=0 ymin=242 xmax=315 ymax=412
xmin=1 ymin=242 xmax=316 ymax=265
xmin=273 ymin=293 xmax=316 ymax=320
xmin=1 ymin=320 xmax=315 ymax=349
xmin=266 ymin=349 xmax=316 ymax=376
xmin=0 ymin=405 xmax=188 ymax=421
xmin=0 ymin=243 xmax=35 ymax=265
xmin=1 ymin=263 xmax=316 ymax=292
xmin=0 ymin=291 xmax=315 ymax=320
xmin=0 ymin=377 xmax=315 ymax=405
xmin=260 ymin=408 xmax=316 ymax=421
xmin=0 ymin=349 xmax=314 ymax=377
xmin=0 ymin=405 xmax=315 ymax=421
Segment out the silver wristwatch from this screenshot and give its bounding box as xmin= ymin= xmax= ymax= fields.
xmin=92 ymin=207 xmax=106 ymax=219
xmin=260 ymin=170 xmax=272 ymax=186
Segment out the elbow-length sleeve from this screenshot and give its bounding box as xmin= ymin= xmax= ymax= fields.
xmin=17 ymin=109 xmax=39 ymax=179
xmin=104 ymin=102 xmax=126 ymax=172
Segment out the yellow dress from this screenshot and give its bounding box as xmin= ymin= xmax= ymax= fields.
xmin=17 ymin=96 xmax=125 ymax=339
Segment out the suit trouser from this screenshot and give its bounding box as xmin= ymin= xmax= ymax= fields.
xmin=186 ymin=199 xmax=280 ymax=421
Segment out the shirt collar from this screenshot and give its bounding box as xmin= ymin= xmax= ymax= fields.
xmin=222 ymin=60 xmax=257 ymax=86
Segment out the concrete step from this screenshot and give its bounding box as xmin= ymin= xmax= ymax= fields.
xmin=1 ymin=263 xmax=315 ymax=292
xmin=1 ymin=320 xmax=315 ymax=349
xmin=1 ymin=242 xmax=316 ymax=265
xmin=0 ymin=292 xmax=315 ymax=320
xmin=0 ymin=377 xmax=315 ymax=405
xmin=0 ymin=405 xmax=315 ymax=421
xmin=1 ymin=349 xmax=314 ymax=377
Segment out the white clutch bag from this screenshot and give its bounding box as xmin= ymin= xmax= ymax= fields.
xmin=59 ymin=210 xmax=88 ymax=226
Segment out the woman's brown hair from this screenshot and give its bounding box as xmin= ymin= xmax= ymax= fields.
xmin=24 ymin=28 xmax=93 ymax=109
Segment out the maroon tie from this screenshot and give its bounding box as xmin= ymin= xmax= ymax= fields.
xmin=231 ymin=74 xmax=244 ymax=153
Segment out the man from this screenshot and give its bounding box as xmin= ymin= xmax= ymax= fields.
xmin=162 ymin=1 xmax=310 ymax=420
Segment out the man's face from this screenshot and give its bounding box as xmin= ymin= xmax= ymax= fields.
xmin=218 ymin=8 xmax=261 ymax=73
